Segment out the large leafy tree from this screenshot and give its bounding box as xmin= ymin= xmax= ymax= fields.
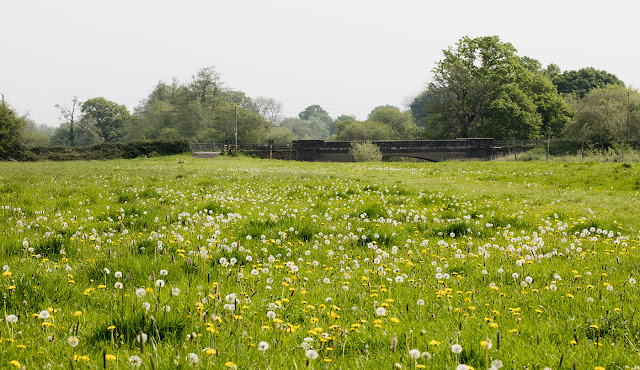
xmin=81 ymin=97 xmax=132 ymax=142
xmin=0 ymin=103 xmax=27 ymax=159
xmin=416 ymin=35 xmax=570 ymax=140
xmin=428 ymin=36 xmax=523 ymax=138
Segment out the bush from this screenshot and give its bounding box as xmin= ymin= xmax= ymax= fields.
xmin=21 ymin=139 xmax=190 ymax=161
xmin=349 ymin=141 xmax=382 ymax=162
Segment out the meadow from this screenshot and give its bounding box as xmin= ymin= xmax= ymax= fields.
xmin=1 ymin=155 xmax=640 ymax=369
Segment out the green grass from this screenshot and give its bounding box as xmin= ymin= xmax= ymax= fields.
xmin=0 ymin=154 xmax=639 ymax=369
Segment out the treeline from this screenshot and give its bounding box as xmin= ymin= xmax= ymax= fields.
xmin=410 ymin=36 xmax=639 ymax=149
xmin=3 ymin=34 xmax=639 ymax=161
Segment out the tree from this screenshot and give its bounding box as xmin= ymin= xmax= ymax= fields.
xmin=189 ymin=66 xmax=224 ymax=106
xmin=0 ymin=103 xmax=27 ymax=159
xmin=367 ymin=105 xmax=420 ymax=139
xmin=55 ymin=96 xmax=81 ymax=146
xmin=563 ymin=85 xmax=640 ymax=148
xmin=81 ymin=97 xmax=132 ymax=142
xmin=428 ymin=36 xmax=523 ymax=138
xmin=334 ymin=121 xmax=396 ymax=141
xmin=298 ymin=104 xmax=333 ymax=135
xmin=416 ymin=35 xmax=570 ymax=140
xmin=281 ymin=117 xmax=331 ymax=140
xmin=477 ymin=84 xmax=541 ymax=140
xmin=254 ymin=96 xmax=283 ymax=125
xmin=552 ymin=67 xmax=625 ymax=98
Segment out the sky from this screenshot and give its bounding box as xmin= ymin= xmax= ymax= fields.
xmin=2 ymin=0 xmax=639 ymax=126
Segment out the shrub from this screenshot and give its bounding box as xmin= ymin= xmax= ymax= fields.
xmin=349 ymin=141 xmax=382 ymax=162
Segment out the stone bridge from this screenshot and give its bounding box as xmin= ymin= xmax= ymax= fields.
xmin=291 ymin=139 xmax=498 ymax=162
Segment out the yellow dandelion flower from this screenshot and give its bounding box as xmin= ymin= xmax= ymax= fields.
xmin=105 ymin=354 xmax=116 ymax=361
xmin=9 ymin=360 xmax=20 ymax=367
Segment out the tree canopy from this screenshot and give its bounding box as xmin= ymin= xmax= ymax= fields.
xmin=0 ymin=103 xmax=27 ymax=159
xmin=413 ymin=35 xmax=571 ymax=140
xmin=552 ymin=67 xmax=625 ymax=98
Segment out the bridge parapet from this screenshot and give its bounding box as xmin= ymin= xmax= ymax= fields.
xmin=292 ymin=139 xmax=497 ymax=162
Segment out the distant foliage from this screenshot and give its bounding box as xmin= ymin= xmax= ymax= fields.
xmin=24 ymin=139 xmax=189 ymax=161
xmin=349 ymin=141 xmax=382 ymax=162
xmin=0 ymin=103 xmax=27 ymax=160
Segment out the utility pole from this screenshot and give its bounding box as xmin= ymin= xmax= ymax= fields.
xmin=234 ymin=105 xmax=238 ymax=152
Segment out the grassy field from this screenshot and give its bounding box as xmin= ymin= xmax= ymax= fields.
xmin=1 ymin=155 xmax=640 ymax=369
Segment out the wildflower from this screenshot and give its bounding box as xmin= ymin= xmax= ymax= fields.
xmin=375 ymin=307 xmax=386 ymax=316
xmin=428 ymin=340 xmax=441 ymax=346
xmin=451 ymin=344 xmax=462 ymax=354
xmin=417 ymin=299 xmax=425 ymax=306
xmin=630 ymin=278 xmax=637 ymax=285
xmin=409 ymin=349 xmax=421 ymax=359
xmin=422 ymin=352 xmax=431 ymax=360
xmin=171 ymin=287 xmax=180 ymax=296
xmin=159 ymin=269 xmax=168 ymax=276
xmin=104 ymin=268 xmax=110 ymax=274
xmin=39 ymin=310 xmax=50 ymax=319
xmin=142 ymin=302 xmax=151 ymax=311
xmin=187 ymin=353 xmax=199 ymax=364
xmin=135 ymin=288 xmax=146 ymax=298
xmin=115 ymin=271 xmax=122 ymax=278
xmin=128 ymin=355 xmax=143 ymax=367
xmin=155 ymin=279 xmax=165 ymax=287
xmin=225 ymin=362 xmax=238 ymax=369
xmin=491 ymin=360 xmax=503 ymax=368
xmin=9 ymin=360 xmax=21 ymax=368
xmin=204 ymin=348 xmax=217 ymax=355
xmin=6 ymin=314 xmax=18 ymax=323
xmin=258 ymin=341 xmax=269 ymax=351
xmin=68 ymin=336 xmax=79 ymax=347
xmin=114 ymin=282 xmax=123 ymax=289
xmin=137 ymin=332 xmax=148 ymax=344
xmin=105 ymin=354 xmax=116 ymax=361
xmin=305 ymin=349 xmax=319 ymax=359
xmin=74 ymin=311 xmax=83 ymax=317
xmin=456 ymin=365 xmax=469 ymax=370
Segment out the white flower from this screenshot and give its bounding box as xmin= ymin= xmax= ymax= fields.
xmin=171 ymin=287 xmax=180 ymax=296
xmin=137 ymin=332 xmax=148 ymax=344
xmin=114 ymin=282 xmax=123 ymax=289
xmin=6 ymin=314 xmax=18 ymax=323
xmin=186 ymin=353 xmax=199 ymax=364
xmin=629 ymin=278 xmax=637 ymax=285
xmin=136 ymin=288 xmax=146 ymax=298
xmin=39 ymin=310 xmax=50 ymax=319
xmin=258 ymin=341 xmax=269 ymax=351
xmin=409 ymin=349 xmax=420 ymax=359
xmin=451 ymin=344 xmax=462 ymax=354
xmin=417 ymin=299 xmax=425 ymax=306
xmin=128 ymin=355 xmax=143 ymax=367
xmin=375 ymin=307 xmax=386 ymax=316
xmin=68 ymin=336 xmax=79 ymax=347
xmin=491 ymin=359 xmax=503 ymax=369
xmin=142 ymin=302 xmax=151 ymax=311
xmin=115 ymin=271 xmax=122 ymax=278
xmin=395 ymin=276 xmax=404 ymax=283
xmin=305 ymin=349 xmax=318 ymax=359
xmin=159 ymin=269 xmax=168 ymax=276
xmin=155 ymin=279 xmax=165 ymax=288
xmin=162 ymin=305 xmax=171 ymax=312
xmin=104 ymin=268 xmax=110 ymax=274
xmin=456 ymin=365 xmax=469 ymax=370
xmin=421 ymin=352 xmax=431 ymax=360
xmin=266 ymin=311 xmax=276 ymax=319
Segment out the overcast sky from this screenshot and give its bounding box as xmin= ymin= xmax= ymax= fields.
xmin=2 ymin=0 xmax=639 ymax=126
